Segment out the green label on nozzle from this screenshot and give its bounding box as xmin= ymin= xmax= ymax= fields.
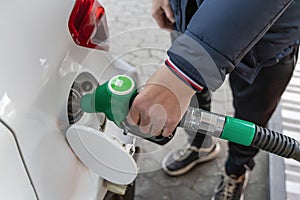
xmin=108 ymin=75 xmax=135 ymax=95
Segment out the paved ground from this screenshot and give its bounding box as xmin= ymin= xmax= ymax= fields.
xmin=281 ymin=64 xmax=300 ymax=200
xmin=102 ymin=0 xmax=269 ymax=199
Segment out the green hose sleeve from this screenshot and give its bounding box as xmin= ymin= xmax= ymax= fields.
xmin=221 ymin=116 xmax=256 ymax=146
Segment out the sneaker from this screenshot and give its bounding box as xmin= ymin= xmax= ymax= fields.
xmin=162 ymin=142 xmax=221 ymax=176
xmin=212 ymin=170 xmax=250 ymax=200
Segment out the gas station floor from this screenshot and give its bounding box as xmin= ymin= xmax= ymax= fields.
xmin=134 ymin=144 xmax=269 ymax=200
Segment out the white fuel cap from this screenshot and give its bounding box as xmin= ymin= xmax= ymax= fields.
xmin=66 ymin=124 xmax=137 ymax=185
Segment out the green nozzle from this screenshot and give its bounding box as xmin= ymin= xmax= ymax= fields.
xmin=80 ymin=75 xmax=137 ymax=127
xmin=80 ymin=93 xmax=96 ymax=113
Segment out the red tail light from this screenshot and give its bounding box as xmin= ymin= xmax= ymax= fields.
xmin=68 ymin=0 xmax=109 ymax=50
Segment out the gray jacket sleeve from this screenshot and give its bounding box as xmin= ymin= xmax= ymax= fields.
xmin=166 ymin=0 xmax=293 ymax=91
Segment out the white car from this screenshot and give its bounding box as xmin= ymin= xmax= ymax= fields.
xmin=0 ymin=0 xmax=138 ymax=199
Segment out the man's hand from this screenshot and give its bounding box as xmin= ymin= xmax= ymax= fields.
xmin=152 ymin=0 xmax=175 ymax=30
xmin=127 ymin=65 xmax=195 ymax=137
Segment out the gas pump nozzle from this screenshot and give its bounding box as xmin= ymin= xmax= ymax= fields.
xmin=81 ymin=75 xmax=300 ymax=162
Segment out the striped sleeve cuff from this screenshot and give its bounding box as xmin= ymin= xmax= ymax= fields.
xmin=165 ymin=57 xmax=203 ymax=91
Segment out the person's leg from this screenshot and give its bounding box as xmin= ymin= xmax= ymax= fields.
xmin=226 ymin=51 xmax=296 ymax=176
xmin=189 ymin=88 xmax=212 ymax=148
xmin=212 ymin=48 xmax=298 ymax=200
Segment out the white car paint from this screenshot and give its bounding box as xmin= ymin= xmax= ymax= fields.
xmin=0 ymin=1 xmax=137 ymax=199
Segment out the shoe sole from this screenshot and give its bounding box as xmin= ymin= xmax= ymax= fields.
xmin=162 ymin=143 xmax=221 ymax=176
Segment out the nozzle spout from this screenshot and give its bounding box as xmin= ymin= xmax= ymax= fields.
xmin=80 ymin=93 xmax=96 ymax=113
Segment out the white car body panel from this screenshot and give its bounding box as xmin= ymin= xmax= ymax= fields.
xmin=0 ymin=1 xmax=137 ymax=199
xmin=0 ymin=123 xmax=36 ymax=200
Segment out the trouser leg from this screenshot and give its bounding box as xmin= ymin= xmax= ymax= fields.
xmin=226 ymin=49 xmax=297 ymax=176
xmin=187 ymin=88 xmax=213 ymax=148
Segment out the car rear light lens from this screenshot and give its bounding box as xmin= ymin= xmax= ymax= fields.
xmin=68 ymin=0 xmax=109 ymax=50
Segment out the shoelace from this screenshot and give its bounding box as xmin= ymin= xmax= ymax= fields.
xmin=173 ymin=145 xmax=216 ymax=161
xmin=174 ymin=147 xmax=193 ymax=160
xmin=217 ymin=175 xmax=242 ymax=200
